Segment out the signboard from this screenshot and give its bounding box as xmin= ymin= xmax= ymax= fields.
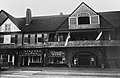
xmin=19 ymin=50 xmax=43 ymax=56
xmin=48 ymin=50 xmax=65 ymax=57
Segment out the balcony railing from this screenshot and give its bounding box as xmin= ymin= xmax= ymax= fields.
xmin=0 ymin=40 xmax=120 ymax=49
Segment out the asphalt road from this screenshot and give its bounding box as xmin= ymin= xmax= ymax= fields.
xmin=1 ymin=67 xmax=120 ymax=78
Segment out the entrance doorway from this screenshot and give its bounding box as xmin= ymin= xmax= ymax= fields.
xmin=78 ymin=54 xmax=90 ymax=65
xmin=73 ymin=52 xmax=96 ymax=67
xmin=23 ymin=56 xmax=28 ymax=66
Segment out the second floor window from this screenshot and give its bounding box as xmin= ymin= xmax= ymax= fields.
xmin=23 ymin=34 xmax=30 ymax=44
xmin=37 ymin=34 xmax=43 ymax=43
xmin=5 ymin=24 xmax=11 ymax=32
xmin=78 ymin=17 xmax=90 ymax=25
xmin=0 ymin=35 xmax=4 ymax=43
xmin=11 ymin=35 xmax=17 ymax=44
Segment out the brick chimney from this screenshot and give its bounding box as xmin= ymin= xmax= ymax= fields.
xmin=26 ymin=8 xmax=31 ymax=26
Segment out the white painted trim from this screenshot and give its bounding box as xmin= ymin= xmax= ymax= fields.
xmin=28 ymin=56 xmax=30 ymax=66
xmin=77 ymin=12 xmax=90 ymax=17
xmin=69 ymin=17 xmax=77 ymax=26
xmin=90 ymin=15 xmax=100 ymax=24
xmin=8 ymin=55 xmax=10 ymax=62
xmin=12 ymin=55 xmax=15 ymax=65
xmin=23 ymin=57 xmax=24 ymax=65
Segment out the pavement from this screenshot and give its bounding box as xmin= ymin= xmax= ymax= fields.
xmin=1 ymin=67 xmax=120 ymax=78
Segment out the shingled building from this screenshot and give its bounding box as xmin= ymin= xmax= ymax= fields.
xmin=0 ymin=2 xmax=120 ymax=68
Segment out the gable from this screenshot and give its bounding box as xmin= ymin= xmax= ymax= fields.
xmin=69 ymin=2 xmax=100 ymax=29
xmin=71 ymin=2 xmax=97 ymax=16
xmin=0 ymin=18 xmax=21 ymax=32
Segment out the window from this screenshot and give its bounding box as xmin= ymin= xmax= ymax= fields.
xmin=23 ymin=34 xmax=30 ymax=44
xmin=11 ymin=35 xmax=17 ymax=43
xmin=49 ymin=33 xmax=55 ymax=42
xmin=5 ymin=24 xmax=11 ymax=32
xmin=78 ymin=17 xmax=90 ymax=25
xmin=37 ymin=34 xmax=43 ymax=43
xmin=44 ymin=33 xmax=49 ymax=42
xmin=58 ymin=33 xmax=67 ymax=41
xmin=0 ymin=35 xmax=4 ymax=43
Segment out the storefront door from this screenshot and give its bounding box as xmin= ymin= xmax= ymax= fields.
xmin=23 ymin=56 xmax=28 ymax=66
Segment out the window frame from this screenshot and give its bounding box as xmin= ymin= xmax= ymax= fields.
xmin=0 ymin=35 xmax=4 ymax=43
xmin=4 ymin=23 xmax=11 ymax=32
xmin=11 ymin=34 xmax=17 ymax=44
xmin=23 ymin=34 xmax=30 ymax=44
xmin=37 ymin=34 xmax=43 ymax=43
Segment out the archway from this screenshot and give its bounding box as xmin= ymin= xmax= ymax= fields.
xmin=72 ymin=52 xmax=97 ymax=67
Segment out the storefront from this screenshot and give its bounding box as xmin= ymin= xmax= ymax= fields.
xmin=0 ymin=50 xmax=17 ymax=66
xmin=45 ymin=49 xmax=67 ymax=66
xmin=19 ymin=49 xmax=43 ymax=66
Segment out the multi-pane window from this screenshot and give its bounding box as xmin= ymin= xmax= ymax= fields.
xmin=78 ymin=17 xmax=90 ymax=25
xmin=0 ymin=35 xmax=4 ymax=43
xmin=11 ymin=35 xmax=17 ymax=43
xmin=5 ymin=24 xmax=11 ymax=32
xmin=23 ymin=34 xmax=30 ymax=44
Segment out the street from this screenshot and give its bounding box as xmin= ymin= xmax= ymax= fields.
xmin=1 ymin=67 xmax=120 ymax=78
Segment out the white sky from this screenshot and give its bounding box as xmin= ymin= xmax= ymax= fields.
xmin=0 ymin=0 xmax=120 ymax=17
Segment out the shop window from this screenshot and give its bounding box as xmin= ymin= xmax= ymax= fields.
xmin=5 ymin=23 xmax=11 ymax=32
xmin=78 ymin=17 xmax=90 ymax=25
xmin=11 ymin=35 xmax=17 ymax=44
xmin=0 ymin=35 xmax=4 ymax=43
xmin=23 ymin=34 xmax=30 ymax=44
xmin=32 ymin=56 xmax=41 ymax=63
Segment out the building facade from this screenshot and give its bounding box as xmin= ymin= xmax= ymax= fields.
xmin=0 ymin=2 xmax=120 ymax=68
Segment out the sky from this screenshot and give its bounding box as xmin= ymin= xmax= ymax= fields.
xmin=0 ymin=0 xmax=120 ymax=17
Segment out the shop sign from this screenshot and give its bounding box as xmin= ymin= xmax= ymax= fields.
xmin=49 ymin=50 xmax=65 ymax=57
xmin=20 ymin=50 xmax=43 ymax=55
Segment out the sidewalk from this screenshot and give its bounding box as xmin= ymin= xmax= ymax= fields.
xmin=2 ymin=67 xmax=120 ymax=77
xmin=7 ymin=66 xmax=120 ymax=73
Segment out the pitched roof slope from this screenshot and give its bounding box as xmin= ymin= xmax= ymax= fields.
xmin=99 ymin=11 xmax=120 ymax=28
xmin=17 ymin=15 xmax=69 ymax=32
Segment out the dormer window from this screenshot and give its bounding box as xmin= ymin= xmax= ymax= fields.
xmin=69 ymin=12 xmax=100 ymax=29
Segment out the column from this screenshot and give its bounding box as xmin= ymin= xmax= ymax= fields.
xmin=1 ymin=55 xmax=2 ymax=59
xmin=32 ymin=56 xmax=33 ymax=63
xmin=28 ymin=56 xmax=30 ymax=66
xmin=8 ymin=55 xmax=10 ymax=62
xmin=23 ymin=57 xmax=24 ymax=65
xmin=12 ymin=55 xmax=15 ymax=65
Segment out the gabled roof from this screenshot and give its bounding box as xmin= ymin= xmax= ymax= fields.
xmin=0 ymin=10 xmax=20 ymax=29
